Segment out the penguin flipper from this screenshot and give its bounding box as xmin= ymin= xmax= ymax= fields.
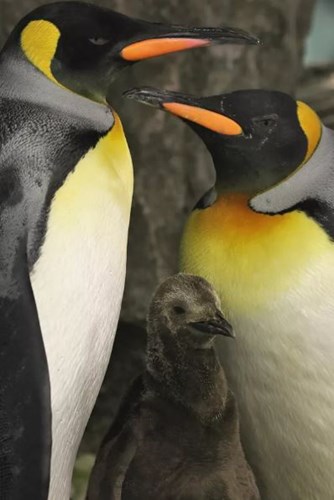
xmin=235 ymin=458 xmax=261 ymax=500
xmin=87 ymin=375 xmax=144 ymax=500
xmin=0 ymin=244 xmax=51 ymax=498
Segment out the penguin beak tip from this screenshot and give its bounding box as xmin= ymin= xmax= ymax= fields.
xmin=216 ymin=28 xmax=260 ymax=46
xmin=189 ymin=25 xmax=260 ymax=46
xmin=123 ymin=87 xmax=165 ymax=108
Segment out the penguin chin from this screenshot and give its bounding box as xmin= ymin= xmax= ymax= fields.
xmin=186 ymin=328 xmax=216 ymax=349
xmin=197 ymin=337 xmax=216 ymax=349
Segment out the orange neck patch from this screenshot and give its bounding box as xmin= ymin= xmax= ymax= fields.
xmin=180 ymin=193 xmax=332 ymax=314
xmin=198 ymin=193 xmax=290 ymax=236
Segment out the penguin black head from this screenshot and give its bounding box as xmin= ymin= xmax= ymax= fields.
xmin=1 ymin=2 xmax=258 ymax=104
xmin=125 ymin=87 xmax=322 ymax=195
xmin=148 ymin=273 xmax=234 ymax=349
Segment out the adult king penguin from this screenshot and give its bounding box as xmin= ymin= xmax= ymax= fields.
xmin=126 ymin=87 xmax=334 ymax=500
xmin=0 ymin=6 xmax=257 ymax=499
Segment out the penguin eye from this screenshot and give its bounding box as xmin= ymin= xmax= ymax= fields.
xmin=88 ymin=37 xmax=110 ymax=46
xmin=173 ymin=306 xmax=186 ymax=315
xmin=252 ymin=114 xmax=278 ymax=131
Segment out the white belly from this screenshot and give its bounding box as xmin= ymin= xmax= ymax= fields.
xmin=30 ymin=117 xmax=133 ymax=499
xmin=218 ymin=261 xmax=334 ymax=500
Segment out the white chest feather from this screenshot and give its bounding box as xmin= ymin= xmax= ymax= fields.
xmin=218 ymin=255 xmax=334 ymax=500
xmin=30 ymin=116 xmax=133 ymax=500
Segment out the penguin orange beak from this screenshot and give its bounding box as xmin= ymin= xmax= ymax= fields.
xmin=122 ymin=39 xmax=211 ymax=61
xmin=124 ymin=87 xmax=243 ymax=136
xmin=119 ymin=24 xmax=259 ymax=61
xmin=163 ymin=102 xmax=242 ymax=135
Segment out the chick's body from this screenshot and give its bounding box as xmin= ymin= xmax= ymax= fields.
xmin=87 ymin=274 xmax=259 ymax=500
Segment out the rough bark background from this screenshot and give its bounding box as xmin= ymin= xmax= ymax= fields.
xmin=0 ymin=0 xmax=316 ymax=498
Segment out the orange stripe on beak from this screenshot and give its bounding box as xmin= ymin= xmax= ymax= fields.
xmin=121 ymin=38 xmax=210 ymax=61
xmin=163 ymin=102 xmax=242 ymax=135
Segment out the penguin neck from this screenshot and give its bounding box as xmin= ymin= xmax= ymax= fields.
xmin=214 ymin=174 xmax=256 ymax=199
xmin=210 ymin=151 xmax=262 ymax=198
xmin=0 ymin=47 xmax=113 ymax=132
xmin=146 ymin=330 xmax=228 ymax=423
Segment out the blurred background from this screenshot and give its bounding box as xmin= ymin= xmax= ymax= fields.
xmin=1 ymin=0 xmax=334 ymax=497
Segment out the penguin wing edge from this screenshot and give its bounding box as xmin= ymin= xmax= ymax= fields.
xmin=0 ymin=252 xmax=51 ymax=500
xmin=87 ymin=375 xmax=144 ymax=500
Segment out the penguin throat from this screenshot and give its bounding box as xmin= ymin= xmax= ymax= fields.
xmin=146 ymin=334 xmax=228 ymax=423
xmin=213 ymin=158 xmax=292 ymax=197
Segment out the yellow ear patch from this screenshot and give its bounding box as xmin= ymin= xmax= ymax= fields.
xmin=297 ymin=101 xmax=321 ymax=163
xmin=21 ymin=20 xmax=61 ymax=84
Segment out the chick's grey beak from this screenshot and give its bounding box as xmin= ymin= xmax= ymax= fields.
xmin=190 ymin=311 xmax=234 ymax=338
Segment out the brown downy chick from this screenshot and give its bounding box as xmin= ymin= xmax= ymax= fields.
xmin=87 ymin=273 xmax=260 ymax=500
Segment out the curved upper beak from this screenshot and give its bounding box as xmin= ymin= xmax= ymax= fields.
xmin=119 ymin=21 xmax=259 ymax=61
xmin=124 ymin=87 xmax=243 ymax=136
xmin=190 ymin=310 xmax=235 ymax=338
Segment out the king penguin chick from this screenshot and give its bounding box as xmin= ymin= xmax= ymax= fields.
xmin=0 ymin=5 xmax=258 ymax=500
xmin=125 ymin=87 xmax=334 ymax=500
xmin=87 ymin=273 xmax=260 ymax=500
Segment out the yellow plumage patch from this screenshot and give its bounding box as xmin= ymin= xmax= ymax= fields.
xmin=21 ymin=20 xmax=61 ymax=85
xmin=297 ymin=101 xmax=322 ymax=164
xmin=48 ymin=112 xmax=133 ymax=227
xmin=180 ymin=194 xmax=333 ymax=314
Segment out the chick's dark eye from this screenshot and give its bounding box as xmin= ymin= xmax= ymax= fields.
xmin=88 ymin=37 xmax=110 ymax=46
xmin=173 ymin=306 xmax=186 ymax=315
